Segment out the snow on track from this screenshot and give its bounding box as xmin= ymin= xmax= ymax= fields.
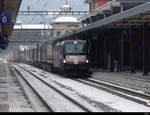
xmin=13 ymin=65 xmax=100 ymax=112
xmin=16 ymin=64 xmax=150 ymax=112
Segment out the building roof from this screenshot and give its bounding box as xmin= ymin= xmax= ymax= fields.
xmin=51 ymin=4 xmax=80 ymax=24
xmin=60 ymin=5 xmax=72 ymax=11
xmin=14 ymin=24 xmax=53 ymax=30
xmin=52 ymin=16 xmax=80 ymax=23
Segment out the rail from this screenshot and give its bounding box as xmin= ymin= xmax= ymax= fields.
xmin=74 ymin=78 xmax=150 ymax=107
xmin=14 ymin=65 xmax=93 ymax=112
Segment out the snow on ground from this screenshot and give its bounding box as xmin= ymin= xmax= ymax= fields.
xmin=0 ymin=57 xmax=7 ymax=63
xmin=17 ymin=63 xmax=150 ymax=112
xmin=14 ymin=65 xmax=94 ymax=112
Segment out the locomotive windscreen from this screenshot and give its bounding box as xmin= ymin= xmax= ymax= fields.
xmin=64 ymin=41 xmax=86 ymax=54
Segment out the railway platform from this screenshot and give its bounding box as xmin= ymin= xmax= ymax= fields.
xmin=0 ymin=60 xmax=49 ymax=112
xmin=0 ymin=60 xmax=34 ymax=112
xmin=91 ymin=69 xmax=150 ymax=95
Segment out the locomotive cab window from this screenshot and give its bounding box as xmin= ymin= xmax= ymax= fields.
xmin=64 ymin=41 xmax=86 ymax=54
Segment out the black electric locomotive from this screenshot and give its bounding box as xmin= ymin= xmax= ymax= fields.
xmin=52 ymin=39 xmax=89 ymax=76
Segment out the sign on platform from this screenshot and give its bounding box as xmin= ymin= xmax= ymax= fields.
xmin=0 ymin=35 xmax=8 ymax=50
xmin=0 ymin=12 xmax=11 ymax=24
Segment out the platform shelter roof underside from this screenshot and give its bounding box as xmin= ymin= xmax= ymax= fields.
xmin=1 ymin=0 xmax=22 ymax=37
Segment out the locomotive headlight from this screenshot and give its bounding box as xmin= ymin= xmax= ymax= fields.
xmin=63 ymin=59 xmax=66 ymax=63
xmin=86 ymin=60 xmax=89 ymax=63
xmin=74 ymin=41 xmax=77 ymax=44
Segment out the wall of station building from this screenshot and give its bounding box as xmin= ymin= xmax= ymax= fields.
xmin=86 ymin=26 xmax=150 ymax=74
xmin=90 ymin=0 xmax=112 ymax=11
xmin=82 ymin=0 xmax=150 ymax=75
xmin=53 ymin=23 xmax=81 ymax=38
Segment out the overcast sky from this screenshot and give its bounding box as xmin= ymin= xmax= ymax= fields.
xmin=17 ymin=0 xmax=88 ymax=24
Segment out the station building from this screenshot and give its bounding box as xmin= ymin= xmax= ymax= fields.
xmin=51 ymin=5 xmax=82 ymax=38
xmin=55 ymin=1 xmax=150 ymax=75
xmin=81 ymin=0 xmax=150 ymax=27
xmin=80 ymin=0 xmax=150 ymax=75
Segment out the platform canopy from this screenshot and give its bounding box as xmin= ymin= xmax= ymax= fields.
xmin=1 ymin=0 xmax=22 ymax=37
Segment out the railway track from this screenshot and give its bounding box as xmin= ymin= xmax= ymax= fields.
xmin=0 ymin=63 xmax=34 ymax=112
xmin=13 ymin=64 xmax=150 ymax=111
xmin=74 ymin=78 xmax=150 ymax=107
xmin=12 ymin=66 xmax=53 ymax=112
xmin=13 ymin=65 xmax=94 ymax=112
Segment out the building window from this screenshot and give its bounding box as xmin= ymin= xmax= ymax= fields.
xmin=50 ymin=31 xmax=53 ymax=37
xmin=65 ymin=31 xmax=69 ymax=33
xmin=41 ymin=30 xmax=50 ymax=36
xmin=95 ymin=1 xmax=98 ymax=9
xmin=57 ymin=31 xmax=61 ymax=36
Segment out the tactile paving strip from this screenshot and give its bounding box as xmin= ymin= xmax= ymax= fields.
xmin=9 ymin=103 xmax=21 ymax=112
